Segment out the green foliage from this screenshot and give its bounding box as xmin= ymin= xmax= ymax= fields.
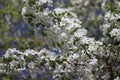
xmin=28 ymin=0 xmax=35 ymax=6
xmin=0 ymin=0 xmax=23 ymax=49
xmin=2 ymin=77 xmax=10 ymax=80
xmin=0 ymin=0 xmax=44 ymax=51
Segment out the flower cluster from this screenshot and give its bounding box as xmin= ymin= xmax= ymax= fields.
xmin=0 ymin=0 xmax=120 ymax=80
xmin=110 ymin=28 xmax=120 ymax=40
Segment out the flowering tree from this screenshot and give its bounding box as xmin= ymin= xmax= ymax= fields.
xmin=0 ymin=0 xmax=120 ymax=80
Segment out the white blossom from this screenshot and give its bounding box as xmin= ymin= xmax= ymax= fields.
xmin=110 ymin=28 xmax=120 ymax=40
xmin=89 ymin=58 xmax=98 ymax=65
xmin=114 ymin=76 xmax=120 ymax=80
xmin=74 ymin=29 xmax=87 ymax=38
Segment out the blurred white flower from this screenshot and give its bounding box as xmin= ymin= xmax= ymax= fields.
xmin=74 ymin=29 xmax=87 ymax=38
xmin=114 ymin=76 xmax=120 ymax=80
xmin=89 ymin=59 xmax=98 ymax=65
xmin=110 ymin=28 xmax=120 ymax=40
xmin=21 ymin=6 xmax=27 ymax=17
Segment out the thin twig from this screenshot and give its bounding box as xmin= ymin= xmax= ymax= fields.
xmin=113 ymin=52 xmax=120 ymax=68
xmin=80 ymin=44 xmax=91 ymax=59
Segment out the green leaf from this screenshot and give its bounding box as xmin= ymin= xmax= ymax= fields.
xmin=70 ymin=27 xmax=79 ymax=34
xmin=50 ymin=61 xmax=56 ymax=69
xmin=40 ymin=59 xmax=46 ymax=66
xmin=57 ymin=42 xmax=61 ymax=47
xmin=2 ymin=77 xmax=10 ymax=80
xmin=28 ymin=0 xmax=35 ymax=6
xmin=42 ymin=32 xmax=47 ymax=37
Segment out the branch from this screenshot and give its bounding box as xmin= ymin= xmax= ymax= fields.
xmin=80 ymin=44 xmax=91 ymax=59
xmin=113 ymin=52 xmax=120 ymax=68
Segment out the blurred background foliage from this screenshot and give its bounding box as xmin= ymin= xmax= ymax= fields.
xmin=0 ymin=0 xmax=44 ymax=54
